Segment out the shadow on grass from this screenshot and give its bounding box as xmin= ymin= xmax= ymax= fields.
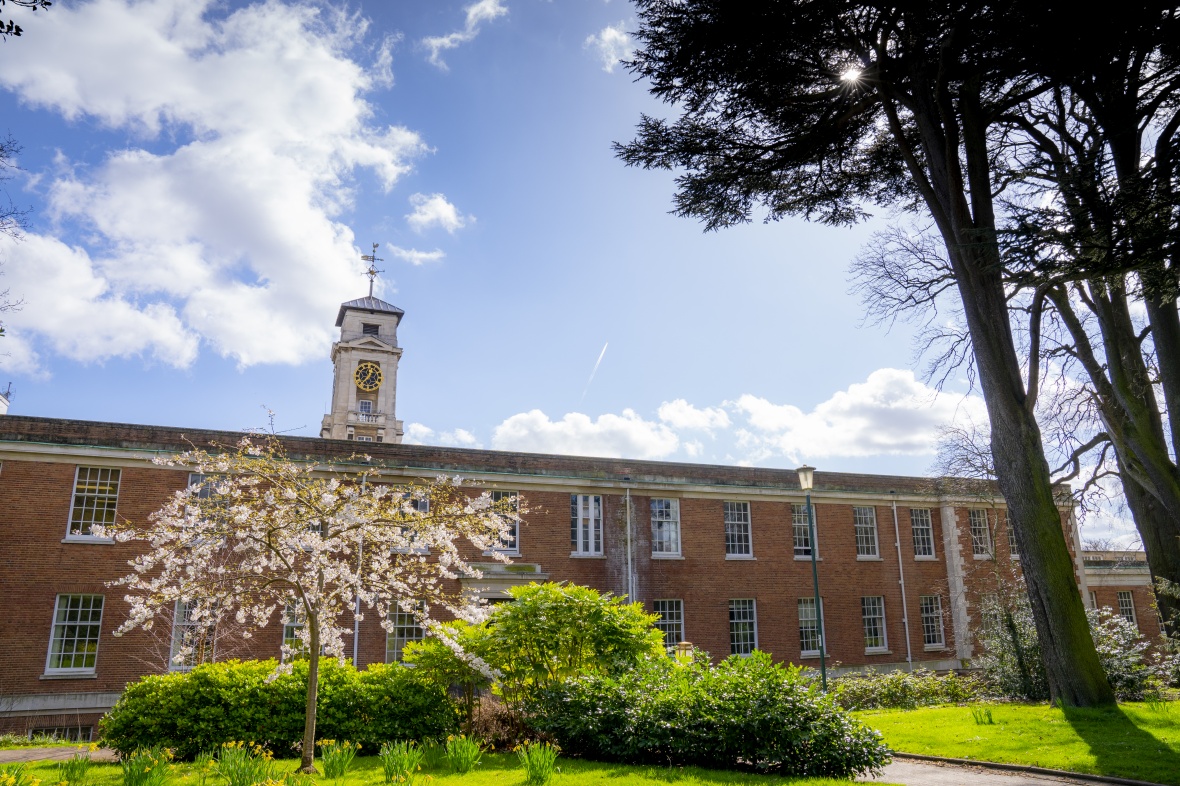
xmin=1062 ymin=704 xmax=1180 ymax=786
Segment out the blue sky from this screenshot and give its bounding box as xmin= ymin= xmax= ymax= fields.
xmin=0 ymin=0 xmax=999 ymax=481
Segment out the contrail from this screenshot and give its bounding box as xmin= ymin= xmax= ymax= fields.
xmin=580 ymin=342 xmax=609 ymax=403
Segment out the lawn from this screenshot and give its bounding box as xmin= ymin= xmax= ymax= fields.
xmin=11 ymin=752 xmax=898 ymax=786
xmin=856 ymin=701 xmax=1180 ymax=785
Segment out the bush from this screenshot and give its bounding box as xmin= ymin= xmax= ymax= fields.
xmin=976 ymin=590 xmax=1178 ymax=701
xmin=525 ymin=651 xmax=890 ymax=779
xmin=832 ymin=667 xmax=981 ymax=710
xmin=99 ymin=659 xmax=459 ymax=759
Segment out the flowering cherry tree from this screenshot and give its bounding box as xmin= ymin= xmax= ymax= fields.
xmin=103 ymin=436 xmax=515 ymax=771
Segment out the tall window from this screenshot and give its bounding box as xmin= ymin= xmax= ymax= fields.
xmin=570 ymin=494 xmax=603 ymax=556
xmin=490 ymin=491 xmax=520 ymax=553
xmin=728 ymin=599 xmax=757 ymax=655
xmin=920 ymin=595 xmax=945 ymax=648
xmin=1089 ymin=590 xmax=1098 ymax=609
xmin=651 ymin=499 xmax=681 ymax=556
xmin=1006 ymin=519 xmax=1019 ymax=557
xmin=792 ymin=503 xmax=814 ymax=557
xmin=969 ymin=509 xmax=993 ymax=557
xmin=861 ymin=596 xmax=888 ymax=652
xmin=798 ymin=597 xmax=825 ymax=656
xmin=46 ymin=595 xmax=104 ymax=674
xmin=910 ymin=508 xmax=935 ymax=557
xmin=68 ymin=467 xmax=121 ymax=537
xmin=386 ymin=606 xmax=425 ymax=662
xmin=282 ymin=603 xmax=307 ymax=661
xmin=1117 ymin=591 xmax=1138 ymax=627
xmin=653 ymin=599 xmax=684 ymax=650
xmin=853 ymin=506 xmax=879 ymax=557
xmin=723 ymin=501 xmax=752 ymax=557
xmin=170 ymin=600 xmax=213 ymax=671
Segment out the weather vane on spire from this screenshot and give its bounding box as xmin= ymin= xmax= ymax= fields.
xmin=361 ymin=243 xmax=384 ymax=297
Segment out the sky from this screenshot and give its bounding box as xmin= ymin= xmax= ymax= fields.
xmin=0 ymin=0 xmax=1129 ymax=540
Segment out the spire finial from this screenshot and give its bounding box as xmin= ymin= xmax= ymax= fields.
xmin=360 ymin=243 xmax=384 ymax=297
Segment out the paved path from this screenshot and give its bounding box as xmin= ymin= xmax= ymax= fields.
xmin=864 ymin=759 xmax=1125 ymax=786
xmin=0 ymin=747 xmax=118 ymax=763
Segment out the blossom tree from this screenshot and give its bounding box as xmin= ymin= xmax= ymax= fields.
xmin=103 ymin=436 xmax=516 ymax=771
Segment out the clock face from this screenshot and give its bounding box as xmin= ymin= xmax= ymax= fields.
xmin=354 ymin=362 xmax=383 ymax=392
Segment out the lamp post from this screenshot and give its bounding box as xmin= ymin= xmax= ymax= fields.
xmin=797 ymin=464 xmax=827 ymax=691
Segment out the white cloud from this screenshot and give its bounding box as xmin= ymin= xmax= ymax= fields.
xmin=492 ymin=409 xmax=678 ymax=459
xmin=658 ymin=398 xmax=730 ymax=432
xmin=584 ymin=22 xmax=632 ymax=73
xmin=387 ymin=246 xmax=446 ymax=266
xmin=406 ymin=193 xmax=470 ymax=234
xmin=730 ymin=368 xmax=987 ymax=462
xmin=421 ymin=0 xmax=508 ymax=70
xmin=404 ymin=422 xmax=482 ymax=448
xmin=0 ymin=0 xmax=426 ymax=371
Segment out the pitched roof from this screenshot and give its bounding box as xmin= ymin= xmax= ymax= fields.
xmin=335 ymin=296 xmax=405 ymax=326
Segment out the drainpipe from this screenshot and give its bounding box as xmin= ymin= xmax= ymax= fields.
xmin=352 ymin=473 xmax=367 ymax=665
xmin=891 ymin=491 xmax=913 ymax=671
xmin=625 ymin=487 xmax=635 ymax=601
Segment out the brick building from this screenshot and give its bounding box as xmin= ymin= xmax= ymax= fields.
xmin=0 ymin=291 xmax=1161 ymax=739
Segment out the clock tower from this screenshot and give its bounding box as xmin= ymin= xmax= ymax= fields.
xmin=320 ymin=259 xmax=405 ymax=442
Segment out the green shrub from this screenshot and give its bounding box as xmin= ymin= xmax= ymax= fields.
xmin=976 ymin=590 xmax=1179 ymax=701
xmin=99 ymin=659 xmax=459 ymax=759
xmin=526 ymin=650 xmax=890 ymax=779
xmin=831 ymin=667 xmax=982 ymax=710
xmin=444 ymin=735 xmax=483 ymax=774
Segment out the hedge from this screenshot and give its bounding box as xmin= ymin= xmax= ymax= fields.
xmin=99 ymin=659 xmax=459 ymax=758
xmin=526 ymin=651 xmax=890 ymax=779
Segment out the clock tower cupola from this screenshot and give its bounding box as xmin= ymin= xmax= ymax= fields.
xmin=320 ymin=246 xmax=405 ymax=443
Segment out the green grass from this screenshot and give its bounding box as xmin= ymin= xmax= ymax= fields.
xmin=856 ymin=701 xmax=1180 ymax=785
xmin=16 ymin=753 xmax=897 ymax=786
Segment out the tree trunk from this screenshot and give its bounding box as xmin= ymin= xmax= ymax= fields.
xmin=948 ymin=247 xmax=1114 ymax=706
xmin=1144 ymin=291 xmax=1180 ymax=462
xmin=1120 ymin=468 xmax=1180 ymax=634
xmin=300 ymin=622 xmax=321 ymax=773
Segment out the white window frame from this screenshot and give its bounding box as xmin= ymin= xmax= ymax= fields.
xmin=792 ymin=503 xmax=816 ymax=559
xmin=386 ymin=604 xmax=426 ymax=663
xmin=66 ymin=466 xmax=120 ymax=541
xmin=723 ymin=501 xmax=753 ymax=559
xmin=861 ymin=596 xmax=889 ymax=653
xmin=728 ymin=599 xmax=758 ymax=656
xmin=282 ymin=602 xmax=308 ymax=662
xmin=920 ymin=594 xmax=945 ymax=649
xmin=1089 ymin=590 xmax=1098 ymax=609
xmin=1006 ymin=518 xmax=1019 ymax=558
xmin=910 ymin=508 xmax=936 ymax=559
xmin=853 ymin=506 xmax=879 ymax=558
xmin=798 ymin=597 xmax=826 ymax=658
xmin=45 ymin=594 xmax=104 ymax=676
xmin=169 ymin=600 xmax=214 ymax=672
xmin=489 ymin=490 xmax=520 ymax=554
xmin=1117 ymin=591 xmax=1138 ymax=628
xmin=653 ymin=599 xmax=684 ymax=651
xmin=969 ymin=509 xmax=994 ymax=558
xmin=358 ymin=399 xmax=373 ymax=414
xmin=355 ymin=435 xmax=374 ymax=442
xmin=570 ymin=494 xmax=603 ymax=556
xmin=650 ymin=498 xmax=681 ymax=557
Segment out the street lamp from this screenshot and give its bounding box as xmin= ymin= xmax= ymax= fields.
xmin=797 ymin=464 xmax=827 ymax=691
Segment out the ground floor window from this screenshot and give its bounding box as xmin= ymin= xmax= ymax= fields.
xmin=861 ymin=596 xmax=888 ymax=653
xmin=46 ymin=594 xmax=104 ymax=674
xmin=728 ymin=599 xmax=757 ymax=656
xmin=30 ymin=726 xmax=93 ymax=742
xmin=1117 ymin=591 xmax=1138 ymax=628
xmin=653 ymin=599 xmax=684 ymax=650
xmin=920 ymin=595 xmax=945 ymax=648
xmin=386 ymin=606 xmax=425 ymax=662
xmin=798 ymin=597 xmax=825 ymax=656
